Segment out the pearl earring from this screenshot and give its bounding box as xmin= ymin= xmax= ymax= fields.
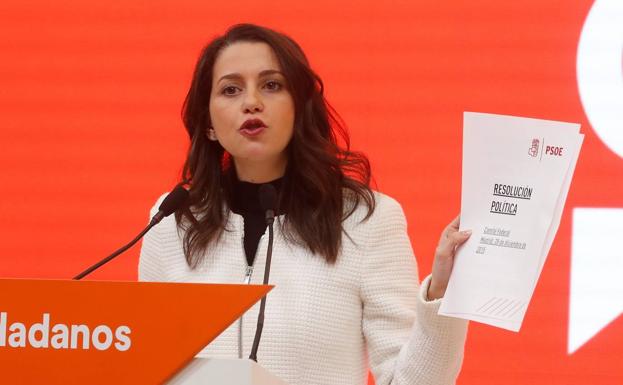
xmin=207 ymin=129 xmax=217 ymax=141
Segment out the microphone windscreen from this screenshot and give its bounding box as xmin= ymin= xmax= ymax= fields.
xmin=158 ymin=185 xmax=190 ymax=217
xmin=259 ymin=184 xmax=278 ymax=212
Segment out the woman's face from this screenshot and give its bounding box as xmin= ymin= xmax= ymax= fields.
xmin=209 ymin=41 xmax=295 ymax=174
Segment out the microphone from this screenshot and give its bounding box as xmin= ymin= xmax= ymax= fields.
xmin=73 ymin=185 xmax=189 ymax=280
xmin=249 ymin=184 xmax=277 ymax=362
xmin=150 ymin=185 xmax=191 ymax=225
xmin=258 ymin=183 xmax=277 ymax=225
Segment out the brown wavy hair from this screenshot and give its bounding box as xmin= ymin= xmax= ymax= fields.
xmin=176 ymin=24 xmax=375 ymax=268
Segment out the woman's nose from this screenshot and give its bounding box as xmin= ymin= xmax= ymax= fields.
xmin=242 ymin=88 xmax=264 ymax=113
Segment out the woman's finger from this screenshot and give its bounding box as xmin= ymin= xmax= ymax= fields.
xmin=436 ymin=228 xmax=471 ymax=259
xmin=440 ymin=215 xmax=461 ymax=242
xmin=447 ymin=215 xmax=461 ymax=232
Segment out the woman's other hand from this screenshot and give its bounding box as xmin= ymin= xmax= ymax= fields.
xmin=428 ymin=215 xmax=471 ymax=300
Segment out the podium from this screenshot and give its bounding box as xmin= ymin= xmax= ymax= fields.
xmin=0 ymin=279 xmax=285 ymax=385
xmin=167 ymin=358 xmax=287 ymax=385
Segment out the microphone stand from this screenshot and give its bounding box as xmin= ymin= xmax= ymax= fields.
xmin=73 ymin=185 xmax=188 ymax=280
xmin=73 ymin=217 xmax=160 ymax=280
xmin=249 ymin=208 xmax=275 ymax=362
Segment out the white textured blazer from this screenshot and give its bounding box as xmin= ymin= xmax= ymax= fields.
xmin=139 ymin=192 xmax=468 ymax=385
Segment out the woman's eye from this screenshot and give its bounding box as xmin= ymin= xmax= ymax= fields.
xmin=222 ymin=86 xmax=240 ymax=96
xmin=264 ymin=80 xmax=282 ymax=91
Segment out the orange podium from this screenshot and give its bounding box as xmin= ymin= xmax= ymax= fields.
xmin=0 ymin=279 xmax=271 ymax=384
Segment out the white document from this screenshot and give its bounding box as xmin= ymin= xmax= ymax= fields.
xmin=438 ymin=112 xmax=583 ymax=331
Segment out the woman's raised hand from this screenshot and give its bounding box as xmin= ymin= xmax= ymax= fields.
xmin=428 ymin=215 xmax=471 ymax=300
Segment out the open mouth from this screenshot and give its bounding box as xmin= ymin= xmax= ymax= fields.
xmin=239 ymin=119 xmax=267 ymax=136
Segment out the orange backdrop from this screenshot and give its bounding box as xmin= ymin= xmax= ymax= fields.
xmin=1 ymin=0 xmax=621 ymax=384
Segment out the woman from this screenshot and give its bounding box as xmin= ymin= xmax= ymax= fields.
xmin=139 ymin=24 xmax=471 ymax=385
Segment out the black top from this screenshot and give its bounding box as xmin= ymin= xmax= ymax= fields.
xmin=230 ymin=177 xmax=283 ymax=267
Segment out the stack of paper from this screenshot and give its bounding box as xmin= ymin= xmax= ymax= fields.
xmin=438 ymin=112 xmax=584 ymax=331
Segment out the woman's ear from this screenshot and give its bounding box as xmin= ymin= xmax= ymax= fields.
xmin=207 ymin=128 xmax=218 ymax=141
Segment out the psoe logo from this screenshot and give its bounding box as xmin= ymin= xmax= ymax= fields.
xmin=571 ymin=0 xmax=623 ymax=355
xmin=528 ymin=138 xmax=539 ymax=157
